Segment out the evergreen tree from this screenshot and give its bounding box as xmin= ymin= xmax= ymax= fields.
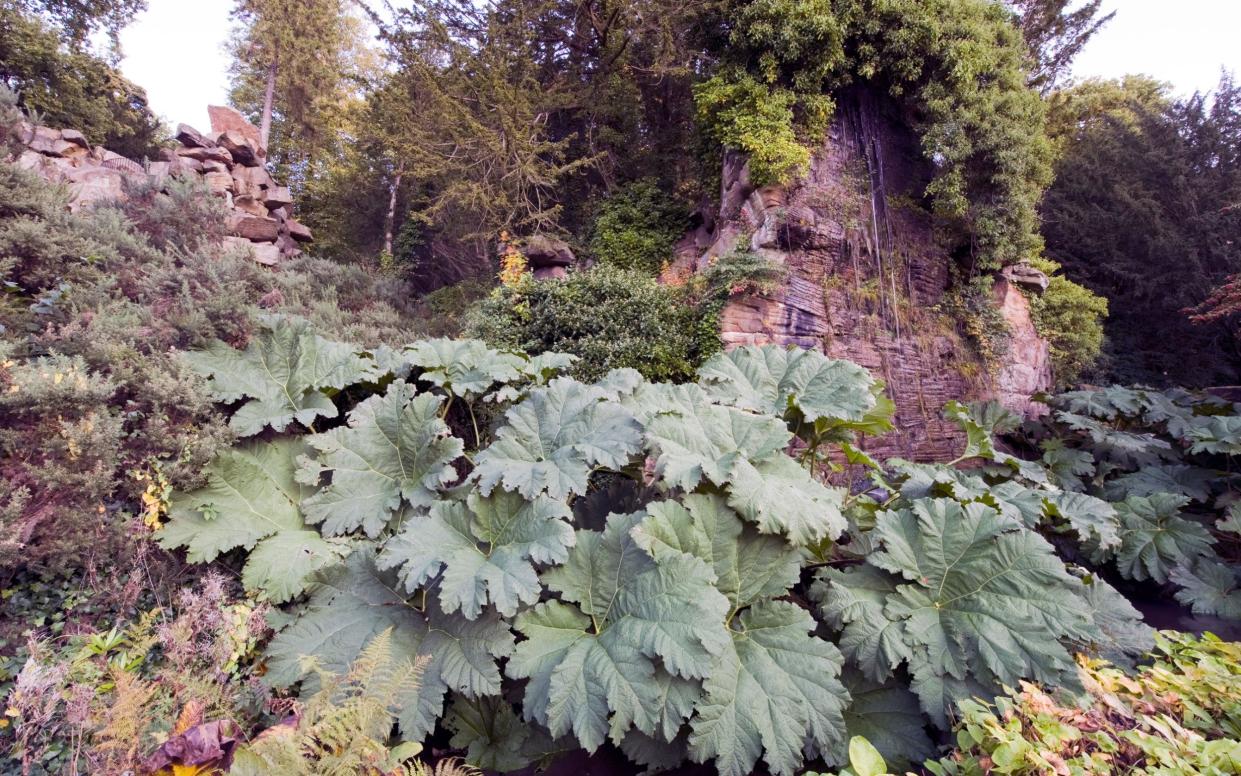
xmin=228 ymin=0 xmax=350 ymax=158
xmin=1042 ymin=75 xmax=1241 ymax=385
xmin=0 ymin=1 xmax=163 ymax=156
xmin=1005 ymin=0 xmax=1114 ymax=92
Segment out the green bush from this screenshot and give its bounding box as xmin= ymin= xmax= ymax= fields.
xmin=936 ymin=274 xmax=1011 ymax=372
xmin=587 ymin=179 xmax=688 ymax=274
xmin=693 ymin=71 xmax=830 ymax=187
xmin=0 ymin=159 xmax=423 ymax=585
xmin=465 ymin=265 xmax=720 ymax=382
xmin=1026 ymin=257 xmax=1108 ymax=387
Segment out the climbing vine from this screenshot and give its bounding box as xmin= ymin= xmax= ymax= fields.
xmin=696 ymin=0 xmax=1053 ymax=271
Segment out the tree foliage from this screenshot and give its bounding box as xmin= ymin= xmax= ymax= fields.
xmin=0 ymin=3 xmax=164 ymax=156
xmin=1004 ymin=0 xmax=1113 ymax=93
xmin=1042 ymin=75 xmax=1241 ymax=386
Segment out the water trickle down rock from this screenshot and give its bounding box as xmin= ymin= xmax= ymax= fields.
xmin=675 ymin=90 xmax=1053 ymax=461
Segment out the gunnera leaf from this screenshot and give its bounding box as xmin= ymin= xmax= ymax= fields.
xmin=1042 ymin=490 xmax=1121 ymax=550
xmin=631 ymin=495 xmax=849 ymax=775
xmin=697 ymin=344 xmax=877 ymax=424
xmin=182 ymin=315 xmax=378 ymax=436
xmin=632 ymin=494 xmax=801 ymax=611
xmin=158 ymin=438 xmax=349 ymax=603
xmin=943 ymin=400 xmax=1020 ymax=461
xmin=839 ymin=669 xmax=934 ymax=769
xmin=639 ymin=384 xmax=845 ymax=544
xmin=403 ymin=338 xmax=527 ymax=398
xmin=817 ymin=499 xmax=1099 ymax=726
xmin=640 ymin=384 xmax=791 ymax=492
xmin=298 ymin=381 xmax=464 ymax=537
xmin=1171 ymin=560 xmax=1241 ymax=619
xmin=379 ymin=490 xmax=574 ymax=618
xmin=1091 ymin=493 xmax=1216 ymax=583
xmin=445 ymin=695 xmax=563 ymax=772
xmin=687 ymin=600 xmax=849 ymax=776
xmin=265 ymin=551 xmax=514 ymax=741
xmin=507 ymin=512 xmax=730 ymax=752
xmin=473 ymin=378 xmax=643 ymax=500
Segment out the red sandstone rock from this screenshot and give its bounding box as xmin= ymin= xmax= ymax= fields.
xmin=207 ymin=106 xmax=263 ymax=154
xmin=228 ymin=213 xmax=280 ymax=242
xmin=698 ymin=91 xmax=1053 ymax=462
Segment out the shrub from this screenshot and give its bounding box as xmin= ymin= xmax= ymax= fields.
xmin=936 ymin=274 xmax=1011 ymax=372
xmin=0 ymin=158 xmax=424 ymax=598
xmin=4 ymin=573 xmax=268 ymax=775
xmin=587 ymin=179 xmax=688 ymax=274
xmin=465 ymin=265 xmax=719 ymax=382
xmin=1026 ymin=257 xmax=1108 ymax=386
xmin=927 ymin=632 xmax=1241 ymax=775
xmin=693 ymin=71 xmax=828 ymax=187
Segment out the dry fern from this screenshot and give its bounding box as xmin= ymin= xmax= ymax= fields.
xmin=230 ymin=630 xmax=477 ymax=776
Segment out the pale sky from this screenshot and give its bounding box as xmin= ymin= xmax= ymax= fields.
xmin=116 ymin=0 xmax=1241 ymax=130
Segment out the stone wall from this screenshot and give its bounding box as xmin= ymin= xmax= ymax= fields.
xmin=676 ymin=90 xmax=1053 ymax=461
xmin=9 ymin=105 xmax=311 ymax=266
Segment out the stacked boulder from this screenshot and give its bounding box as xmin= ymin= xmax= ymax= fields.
xmin=10 ymin=105 xmax=311 ymax=265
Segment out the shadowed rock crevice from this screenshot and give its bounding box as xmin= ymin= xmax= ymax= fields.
xmin=675 ymin=90 xmax=1053 ymax=461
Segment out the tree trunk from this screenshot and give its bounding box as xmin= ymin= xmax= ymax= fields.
xmin=383 ymin=163 xmax=404 ymax=256
xmin=259 ymin=54 xmax=278 ymax=151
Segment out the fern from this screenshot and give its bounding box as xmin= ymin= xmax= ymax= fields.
xmin=231 ymin=631 xmax=478 ymax=776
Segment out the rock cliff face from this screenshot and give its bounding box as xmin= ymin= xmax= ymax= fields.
xmin=8 ymin=105 xmax=311 ymax=266
xmin=677 ymin=91 xmax=1053 ymax=461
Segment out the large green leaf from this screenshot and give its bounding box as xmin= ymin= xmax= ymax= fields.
xmin=1183 ymin=415 xmax=1241 ymax=455
xmin=641 ymin=384 xmax=791 ymax=491
xmin=1054 ymin=411 xmax=1174 ymax=469
xmin=1042 ymin=491 xmax=1121 ymax=550
xmin=264 ymin=551 xmax=514 ymax=740
xmin=473 ymin=379 xmax=642 ymax=500
xmin=725 ymin=455 xmax=847 ymax=546
xmin=819 ymin=499 xmax=1100 ymax=725
xmin=1171 ymin=560 xmax=1241 ymax=619
xmin=379 ymin=490 xmax=574 ymax=618
xmin=632 ymin=494 xmax=801 ymax=611
xmin=839 ymin=670 xmax=934 ymax=768
xmin=1077 ymin=576 xmax=1156 ymax=659
xmin=1102 ymin=464 xmax=1217 ymax=502
xmin=1092 ymin=493 xmax=1216 ymax=583
xmin=943 ymin=400 xmax=1020 ymax=461
xmin=697 ymin=344 xmax=877 ymax=423
xmin=445 ymin=696 xmax=563 ymax=772
xmin=182 ymin=315 xmax=377 ymax=436
xmin=1054 ymin=387 xmax=1145 ymax=420
xmin=812 ymin=565 xmax=910 ymax=683
xmin=403 ymin=338 xmax=527 ymax=398
xmin=507 ymin=512 xmax=730 ymax=751
xmin=1040 ymin=438 xmax=1095 ymax=491
xmin=687 ymin=600 xmax=848 ymax=776
xmin=630 ymin=496 xmax=849 ymax=775
xmin=158 ymin=439 xmax=348 ymax=603
xmin=298 ymin=381 xmax=463 ymax=537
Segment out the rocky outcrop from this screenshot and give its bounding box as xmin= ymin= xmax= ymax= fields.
xmin=521 ymin=234 xmax=577 ymax=280
xmin=8 ymin=106 xmax=310 ymax=264
xmin=677 ymin=90 xmax=1053 ymax=461
xmin=994 ymin=274 xmax=1053 ymax=417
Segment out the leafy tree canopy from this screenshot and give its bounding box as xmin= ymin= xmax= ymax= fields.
xmin=0 ymin=2 xmax=164 ymax=156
